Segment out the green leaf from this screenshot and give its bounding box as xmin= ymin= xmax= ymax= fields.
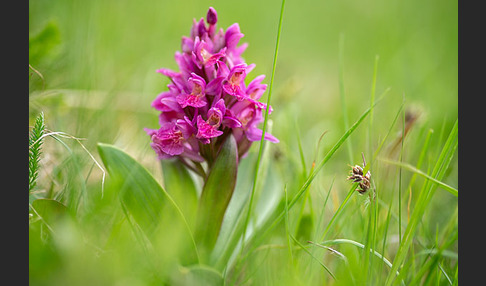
xmin=173 ymin=264 xmax=224 ymax=286
xmin=29 ymin=20 xmax=61 ymax=66
xmin=194 ymin=134 xmax=238 ymax=261
xmin=208 ymin=153 xmax=255 ymax=268
xmin=97 ymin=143 xmax=200 ymax=263
xmin=161 ymin=160 xmax=198 ymax=225
xmin=97 ymin=143 xmax=167 ymax=235
xmin=210 ymin=144 xmax=283 ymax=270
xmin=295 ymin=213 xmax=313 ymax=242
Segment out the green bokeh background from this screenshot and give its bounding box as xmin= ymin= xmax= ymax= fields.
xmin=29 ymin=0 xmax=457 ymax=151
xmin=29 ymin=0 xmax=458 ymax=284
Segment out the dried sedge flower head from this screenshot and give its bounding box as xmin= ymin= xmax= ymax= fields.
xmin=144 ymin=7 xmax=278 ymax=165
xmin=347 ymin=153 xmax=371 ymax=194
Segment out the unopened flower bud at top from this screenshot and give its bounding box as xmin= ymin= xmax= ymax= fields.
xmin=207 ymin=7 xmax=218 ymax=25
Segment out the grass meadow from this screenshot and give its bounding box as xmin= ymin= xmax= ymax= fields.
xmin=29 ymin=0 xmax=458 ymax=285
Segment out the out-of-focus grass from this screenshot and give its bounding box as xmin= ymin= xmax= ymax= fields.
xmin=29 ymin=0 xmax=457 ymax=284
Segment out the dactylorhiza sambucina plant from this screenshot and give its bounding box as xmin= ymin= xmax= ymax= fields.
xmin=144 ymin=7 xmax=279 ymax=261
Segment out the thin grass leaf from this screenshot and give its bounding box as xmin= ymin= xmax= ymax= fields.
xmin=398 ymin=102 xmax=405 ymax=245
xmin=319 ymin=184 xmax=356 ymax=242
xmin=385 ymin=120 xmax=458 ymax=286
xmin=31 ymin=198 xmax=68 ymax=226
xmin=452 ymin=262 xmax=458 ymax=286
xmin=362 ymin=90 xmax=398 ymax=175
xmin=416 ymin=249 xmax=458 ymax=260
xmin=218 ymin=159 xmax=283 ymax=274
xmin=175 ymin=264 xmax=224 ymax=286
xmin=362 ymin=188 xmax=377 ymax=284
xmin=210 ymin=138 xmax=280 ymax=271
xmin=245 ymin=100 xmax=380 ymax=259
xmin=29 ymin=64 xmax=46 ymax=90
xmin=241 ymin=0 xmax=286 ymax=256
xmin=284 ymin=186 xmax=294 ymax=264
xmin=291 ymin=103 xmax=377 ymax=211
xmin=39 ymin=129 xmax=106 ymax=199
xmin=291 ymin=235 xmax=336 ymax=280
xmin=438 ymin=263 xmax=453 ymax=286
xmin=378 ymin=190 xmax=395 ymax=285
xmin=338 ymin=33 xmax=354 ymax=163
xmin=379 ymin=158 xmax=458 ymax=197
xmin=407 ymin=128 xmax=434 ymax=189
xmin=317 ymin=238 xmax=404 ymax=285
xmin=400 ymin=209 xmax=457 ymax=285
xmin=368 ymin=54 xmax=379 ymax=152
xmin=407 ymin=239 xmax=456 ymax=286
xmin=305 ymin=178 xmax=335 ymax=284
xmin=295 ymin=119 xmax=307 ymax=178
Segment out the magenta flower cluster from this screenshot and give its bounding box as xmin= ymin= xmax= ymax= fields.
xmin=146 ymin=7 xmax=278 ymax=164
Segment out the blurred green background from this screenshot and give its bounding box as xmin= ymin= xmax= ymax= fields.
xmin=29 ymin=0 xmax=457 ymax=284
xmin=29 ymin=0 xmax=457 ymax=152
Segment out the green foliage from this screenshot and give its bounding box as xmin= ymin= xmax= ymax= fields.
xmin=97 ymin=143 xmax=170 ymax=235
xmin=29 ymin=0 xmax=457 ymax=284
xmin=194 ymin=134 xmax=238 ymax=262
xmin=161 ymin=159 xmax=199 ymax=224
xmin=173 ymin=265 xmax=224 ymax=286
xmin=29 ymin=20 xmax=61 ymax=67
xmin=385 ymin=120 xmax=458 ymax=286
xmin=31 ymin=198 xmax=69 ymax=226
xmin=29 ymin=112 xmax=45 ymax=193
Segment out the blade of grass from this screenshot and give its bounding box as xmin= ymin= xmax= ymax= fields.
xmin=38 ymin=130 xmax=106 ymax=199
xmin=306 ymin=177 xmax=335 ymax=284
xmin=408 ymin=128 xmax=434 ymax=189
xmin=379 ymin=158 xmax=458 ymax=197
xmin=368 ymin=55 xmax=379 ymax=157
xmin=452 ymin=262 xmax=458 ymax=286
xmin=319 ymin=184 xmax=356 ymax=242
xmin=378 ymin=189 xmax=395 ymax=285
xmin=404 ymin=229 xmax=457 ymax=285
xmin=362 ymin=188 xmax=377 ymax=284
xmin=362 ymin=87 xmax=395 ymax=175
xmin=398 ymin=102 xmax=405 ymax=245
xmin=284 ymin=186 xmax=294 ymax=265
xmin=338 ymin=33 xmax=354 ymax=163
xmin=248 ymin=99 xmax=380 ymax=253
xmin=217 ymin=124 xmax=281 ymax=273
xmin=234 ymin=97 xmax=382 ymax=275
xmin=295 ymin=118 xmax=308 ymax=178
xmin=438 ymin=263 xmax=453 ymax=286
xmin=317 ymin=238 xmax=404 ymax=285
xmin=291 ymin=99 xmax=381 ymax=211
xmin=365 ymin=58 xmax=381 ymax=280
xmin=291 ymin=235 xmax=336 ymax=280
xmin=239 ymin=0 xmax=285 ymax=262
xmin=385 ymin=120 xmax=458 ymax=286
